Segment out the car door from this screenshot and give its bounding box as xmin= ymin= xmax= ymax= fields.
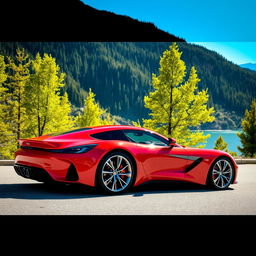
xmin=123 ymin=130 xmax=189 ymax=180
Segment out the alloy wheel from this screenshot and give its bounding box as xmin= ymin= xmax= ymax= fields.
xmin=100 ymin=154 xmax=133 ymax=193
xmin=211 ymin=158 xmax=233 ymax=189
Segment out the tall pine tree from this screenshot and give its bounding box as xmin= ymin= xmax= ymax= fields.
xmin=0 ymin=55 xmax=12 ymax=159
xmin=0 ymin=50 xmax=75 ymax=158
xmin=75 ymin=88 xmax=115 ymax=127
xmin=0 ymin=49 xmax=31 ymax=158
xmin=214 ymin=136 xmax=229 ymax=151
xmin=142 ymin=43 xmax=215 ymax=147
xmin=6 ymin=48 xmax=31 ymax=143
xmin=25 ymin=53 xmax=74 ymax=137
xmin=237 ymin=99 xmax=256 ymax=157
xmin=0 ymin=55 xmax=7 ymax=133
xmin=214 ymin=135 xmax=238 ymax=157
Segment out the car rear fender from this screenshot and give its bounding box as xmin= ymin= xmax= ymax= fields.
xmin=95 ymin=147 xmax=149 ymax=187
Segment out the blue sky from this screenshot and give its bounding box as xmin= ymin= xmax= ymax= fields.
xmin=83 ymin=0 xmax=256 ymax=64
xmin=193 ymin=42 xmax=256 ymax=64
xmin=84 ymin=0 xmax=256 ymax=41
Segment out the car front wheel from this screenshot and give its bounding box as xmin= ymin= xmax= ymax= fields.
xmin=207 ymin=157 xmax=235 ymax=190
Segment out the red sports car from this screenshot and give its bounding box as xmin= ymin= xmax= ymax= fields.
xmin=14 ymin=125 xmax=238 ymax=194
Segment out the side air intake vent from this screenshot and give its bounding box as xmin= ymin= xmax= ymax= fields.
xmin=66 ymin=164 xmax=79 ymax=181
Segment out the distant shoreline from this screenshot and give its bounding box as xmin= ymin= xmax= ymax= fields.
xmin=199 ymin=129 xmax=242 ymax=155
xmin=192 ymin=129 xmax=242 ymax=133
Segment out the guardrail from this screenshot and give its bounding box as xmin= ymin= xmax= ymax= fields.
xmin=1 ymin=159 xmax=256 ymax=166
xmin=234 ymin=158 xmax=256 ymax=164
xmin=0 ymin=160 xmax=15 ymax=166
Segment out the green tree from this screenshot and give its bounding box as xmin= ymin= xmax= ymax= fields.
xmin=25 ymin=53 xmax=74 ymax=137
xmin=0 ymin=50 xmax=74 ymax=159
xmin=0 ymin=55 xmax=7 ymax=85
xmin=0 ymin=50 xmax=31 ymax=159
xmin=0 ymin=55 xmax=12 ymax=159
xmin=214 ymin=135 xmax=238 ymax=157
xmin=6 ymin=48 xmax=31 ymax=143
xmin=0 ymin=55 xmax=8 ymax=133
xmin=51 ymin=92 xmax=74 ymax=132
xmin=237 ymin=99 xmax=256 ymax=157
xmin=75 ymin=88 xmax=115 ymax=127
xmin=214 ymin=136 xmax=228 ymax=151
xmin=142 ymin=43 xmax=215 ymax=147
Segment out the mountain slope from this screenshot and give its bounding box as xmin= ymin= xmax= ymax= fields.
xmin=1 ymin=42 xmax=256 ymax=129
xmin=0 ymin=0 xmax=184 ymax=41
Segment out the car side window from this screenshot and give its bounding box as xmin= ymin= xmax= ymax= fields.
xmin=123 ymin=130 xmax=168 ymax=146
xmin=90 ymin=130 xmax=129 ymax=141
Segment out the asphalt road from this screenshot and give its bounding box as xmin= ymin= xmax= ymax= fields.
xmin=0 ymin=165 xmax=256 ymax=215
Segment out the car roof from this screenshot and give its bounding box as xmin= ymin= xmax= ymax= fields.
xmin=89 ymin=125 xmax=144 ymax=130
xmin=44 ymin=125 xmax=168 ymax=141
xmin=85 ymin=125 xmax=150 ymax=133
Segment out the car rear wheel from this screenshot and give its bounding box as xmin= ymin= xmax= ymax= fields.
xmin=207 ymin=157 xmax=235 ymax=190
xmin=96 ymin=152 xmax=135 ymax=194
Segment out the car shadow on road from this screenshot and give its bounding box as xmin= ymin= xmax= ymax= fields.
xmin=0 ymin=180 xmax=233 ymax=200
xmin=0 ymin=182 xmax=99 ymax=200
xmin=130 ymin=181 xmax=214 ymax=197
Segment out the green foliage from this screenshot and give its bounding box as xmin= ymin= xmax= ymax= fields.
xmin=25 ymin=53 xmax=74 ymax=137
xmin=237 ymin=99 xmax=256 ymax=157
xmin=214 ymin=135 xmax=238 ymax=157
xmin=228 ymin=151 xmax=238 ymax=157
xmin=0 ymin=55 xmax=14 ymax=159
xmin=0 ymin=50 xmax=75 ymax=159
xmin=142 ymin=43 xmax=215 ymax=147
xmin=0 ymin=49 xmax=31 ymax=158
xmin=0 ymin=55 xmax=7 ymax=83
xmin=214 ymin=136 xmax=228 ymax=151
xmin=1 ymin=48 xmax=121 ymax=159
xmin=75 ymin=88 xmax=115 ymax=127
xmin=132 ymin=119 xmax=142 ymax=127
xmin=6 ymin=49 xmax=31 ymax=140
xmin=1 ymin=42 xmax=255 ymax=129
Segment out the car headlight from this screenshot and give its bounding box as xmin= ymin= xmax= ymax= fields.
xmin=51 ymin=144 xmax=97 ymax=154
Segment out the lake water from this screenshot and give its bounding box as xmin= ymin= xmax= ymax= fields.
xmin=202 ymin=130 xmax=242 ymax=155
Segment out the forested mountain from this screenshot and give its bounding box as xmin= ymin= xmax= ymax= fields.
xmin=1 ymin=42 xmax=256 ymax=129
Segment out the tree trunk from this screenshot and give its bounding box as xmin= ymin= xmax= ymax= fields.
xmin=168 ymin=85 xmax=173 ymax=136
xmin=17 ymin=87 xmax=21 ymax=148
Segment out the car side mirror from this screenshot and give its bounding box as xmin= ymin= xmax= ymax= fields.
xmin=168 ymin=138 xmax=176 ymax=146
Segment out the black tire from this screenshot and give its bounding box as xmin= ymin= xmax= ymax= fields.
xmin=96 ymin=151 xmax=136 ymax=195
xmin=207 ymin=156 xmax=235 ymax=190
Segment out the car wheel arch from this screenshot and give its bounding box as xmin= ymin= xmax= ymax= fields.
xmin=94 ymin=148 xmax=138 ymax=187
xmin=206 ymin=155 xmax=236 ymax=187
